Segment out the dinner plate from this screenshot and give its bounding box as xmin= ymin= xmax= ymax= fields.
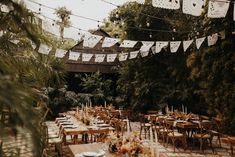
xmin=82 ymin=151 xmax=97 ymax=157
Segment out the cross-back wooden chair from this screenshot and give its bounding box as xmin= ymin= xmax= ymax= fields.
xmin=139 ymin=114 xmax=151 ymax=139
xmin=88 ymin=128 xmax=109 ymax=143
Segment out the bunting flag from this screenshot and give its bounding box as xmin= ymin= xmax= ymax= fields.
xmin=129 ymin=51 xmax=139 ymax=59
xmin=10 ymin=39 xmax=20 ymax=44
xmin=120 ymin=40 xmax=137 ymax=48
xmin=83 ymin=34 xmax=102 ymax=48
xmin=119 ymin=53 xmax=129 ymax=61
xmin=183 ymin=40 xmax=193 ymax=52
xmin=42 ymin=20 xmax=61 ymax=37
xmin=155 ymin=41 xmax=168 ymax=53
xmin=196 ymin=37 xmax=206 ymax=49
xmin=182 ymin=0 xmax=205 ymax=16
xmin=102 ymin=37 xmax=120 ymax=47
xmin=69 ymin=51 xmax=80 ymax=61
xmin=82 ymin=53 xmax=93 ymax=62
xmin=64 ymin=27 xmax=80 ymax=41
xmin=140 ymin=41 xmax=154 ymax=52
xmin=107 ymin=54 xmax=117 ymax=62
xmin=55 ymin=49 xmax=67 ymax=58
xmin=140 ymin=51 xmax=149 ymax=57
xmin=170 ymin=41 xmax=181 ymax=53
xmin=208 ymin=0 xmax=230 ymax=18
xmin=135 ymin=0 xmax=145 ymax=4
xmin=0 ymin=4 xmax=11 ymax=13
xmin=152 ymin=0 xmax=180 ymax=10
xmin=95 ymin=54 xmax=106 ymax=62
xmin=38 ymin=44 xmax=51 ymax=55
xmin=207 ymin=33 xmax=218 ymax=46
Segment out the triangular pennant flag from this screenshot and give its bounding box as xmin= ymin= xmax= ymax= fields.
xmin=95 ymin=54 xmax=106 ymax=63
xmin=10 ymin=39 xmax=20 ymax=44
xmin=55 ymin=49 xmax=67 ymax=58
xmin=0 ymin=4 xmax=10 ymax=13
xmin=38 ymin=44 xmax=51 ymax=55
xmin=182 ymin=0 xmax=205 ymax=16
xmin=140 ymin=41 xmax=154 ymax=52
xmin=196 ymin=37 xmax=206 ymax=49
xmin=129 ymin=51 xmax=139 ymax=59
xmin=183 ymin=40 xmax=193 ymax=52
xmin=140 ymin=51 xmax=149 ymax=57
xmin=107 ymin=54 xmax=117 ymax=62
xmin=119 ymin=53 xmax=128 ymax=61
xmin=208 ymin=0 xmax=230 ymax=18
xmin=120 ymin=40 xmax=137 ymax=48
xmin=82 ymin=53 xmax=93 ymax=62
xmin=155 ymin=41 xmax=168 ymax=54
xmin=152 ymin=0 xmax=180 ymax=10
xmin=102 ymin=37 xmax=120 ymax=47
xmin=170 ymin=41 xmax=181 ymax=53
xmin=207 ymin=33 xmax=218 ymax=46
xmin=69 ymin=51 xmax=80 ymax=61
xmin=64 ymin=27 xmax=80 ymax=41
xmin=83 ymin=34 xmax=102 ymax=48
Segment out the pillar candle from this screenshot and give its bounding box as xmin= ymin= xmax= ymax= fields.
xmin=150 ymin=126 xmax=154 ymax=157
xmin=104 ymin=101 xmax=106 ymax=108
xmin=182 ymin=104 xmax=184 ymax=113
xmin=154 ymin=129 xmax=159 ymax=157
xmin=127 ymin=118 xmax=130 ymax=133
xmin=171 ymin=106 xmax=173 ymax=112
xmin=185 ymin=107 xmax=187 ymax=114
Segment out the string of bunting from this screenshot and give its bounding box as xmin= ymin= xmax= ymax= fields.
xmin=33 ymin=31 xmax=225 ymax=63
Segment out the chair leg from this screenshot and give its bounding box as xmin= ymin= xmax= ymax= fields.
xmin=166 ymin=136 xmax=169 ymax=148
xmin=199 ymin=139 xmax=203 ymax=152
xmin=172 ymin=138 xmax=175 ymax=152
xmin=218 ymin=135 xmax=221 ymax=148
xmin=209 ymin=139 xmax=214 ymax=153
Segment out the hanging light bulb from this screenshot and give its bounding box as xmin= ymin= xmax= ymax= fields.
xmin=39 ymin=4 xmax=42 ymax=12
xmin=149 ymin=33 xmax=152 ymax=38
xmin=172 ymin=37 xmax=175 ymax=40
xmin=146 ymin=21 xmax=150 ymax=27
xmin=173 ymin=28 xmax=176 ymax=32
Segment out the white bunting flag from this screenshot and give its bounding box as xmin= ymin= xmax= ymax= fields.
xmin=82 ymin=53 xmax=93 ymax=62
xmin=42 ymin=20 xmax=61 ymax=37
xmin=64 ymin=27 xmax=80 ymax=41
xmin=95 ymin=54 xmax=106 ymax=63
xmin=183 ymin=0 xmax=205 ymax=16
xmin=119 ymin=53 xmax=129 ymax=61
xmin=208 ymin=0 xmax=230 ymax=18
xmin=102 ymin=37 xmax=120 ymax=47
xmin=10 ymin=39 xmax=20 ymax=44
xmin=69 ymin=51 xmax=80 ymax=61
xmin=170 ymin=41 xmax=181 ymax=53
xmin=83 ymin=34 xmax=102 ymax=48
xmin=55 ymin=49 xmax=67 ymax=58
xmin=38 ymin=44 xmax=51 ymax=55
xmin=183 ymin=40 xmax=193 ymax=52
xmin=155 ymin=42 xmax=168 ymax=54
xmin=196 ymin=37 xmax=206 ymax=49
xmin=129 ymin=51 xmax=139 ymax=59
xmin=107 ymin=54 xmax=117 ymax=62
xmin=140 ymin=41 xmax=154 ymax=52
xmin=120 ymin=40 xmax=137 ymax=48
xmin=0 ymin=4 xmax=10 ymax=13
xmin=152 ymin=0 xmax=180 ymax=10
xmin=140 ymin=51 xmax=149 ymax=57
xmin=207 ymin=33 xmax=218 ymax=46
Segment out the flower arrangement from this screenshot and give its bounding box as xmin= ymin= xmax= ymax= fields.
xmin=108 ymin=132 xmax=151 ymax=157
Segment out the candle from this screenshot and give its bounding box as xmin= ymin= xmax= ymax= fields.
xmin=185 ymin=107 xmax=187 ymax=114
xmin=104 ymin=101 xmax=107 ymax=108
xmin=150 ymin=126 xmax=154 ymax=157
xmin=171 ymin=106 xmax=173 ymax=112
xmin=82 ymin=104 xmax=84 ymax=111
xmin=127 ymin=118 xmax=130 ymax=133
xmin=182 ymin=104 xmax=184 ymax=113
xmin=154 ymin=129 xmax=159 ymax=157
xmin=76 ymin=106 xmax=78 ymax=114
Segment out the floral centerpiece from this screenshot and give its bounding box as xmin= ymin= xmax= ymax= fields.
xmin=108 ymin=132 xmax=151 ymax=157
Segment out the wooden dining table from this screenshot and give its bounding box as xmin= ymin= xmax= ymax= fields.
xmin=69 ymin=143 xmax=117 ymax=157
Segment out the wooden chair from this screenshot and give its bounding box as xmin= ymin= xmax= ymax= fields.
xmin=193 ymin=120 xmax=214 ymax=152
xmin=88 ymin=128 xmax=109 ymax=143
xmin=139 ymin=114 xmax=151 ymax=139
xmin=165 ymin=121 xmax=187 ymax=152
xmin=209 ymin=117 xmax=222 ymax=147
xmin=156 ymin=117 xmax=167 ymax=145
xmin=43 ymin=124 xmax=63 ymax=156
xmin=120 ymin=110 xmax=132 ymax=132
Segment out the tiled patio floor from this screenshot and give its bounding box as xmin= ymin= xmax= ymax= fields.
xmin=0 ymin=122 xmax=232 ymax=157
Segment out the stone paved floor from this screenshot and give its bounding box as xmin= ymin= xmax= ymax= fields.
xmin=0 ymin=122 xmax=232 ymax=157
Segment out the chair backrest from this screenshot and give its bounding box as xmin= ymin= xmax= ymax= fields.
xmin=89 ymin=128 xmax=109 ymax=143
xmin=165 ymin=121 xmax=173 ymax=135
